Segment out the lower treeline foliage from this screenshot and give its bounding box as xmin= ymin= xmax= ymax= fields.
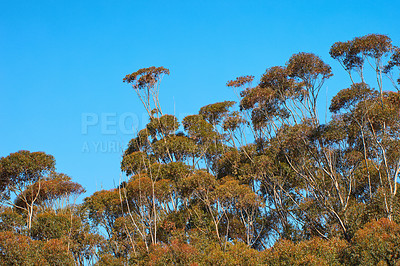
xmin=1 ymin=34 xmax=400 ymax=265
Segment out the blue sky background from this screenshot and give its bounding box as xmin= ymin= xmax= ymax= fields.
xmin=1 ymin=0 xmax=399 ymax=198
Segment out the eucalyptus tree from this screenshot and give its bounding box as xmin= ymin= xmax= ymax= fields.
xmin=0 ymin=150 xmax=55 ymax=229
xmin=330 ymin=34 xmax=400 ymax=222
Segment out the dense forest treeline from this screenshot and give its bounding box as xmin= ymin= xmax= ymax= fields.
xmin=1 ymin=34 xmax=400 ymax=265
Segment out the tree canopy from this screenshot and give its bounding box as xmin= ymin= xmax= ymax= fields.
xmin=1 ymin=33 xmax=400 ymax=265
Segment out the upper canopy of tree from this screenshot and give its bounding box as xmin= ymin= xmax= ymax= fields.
xmin=226 ymin=75 xmax=254 ymax=88
xmin=330 ymin=34 xmax=394 ymax=71
xmin=123 ymin=66 xmax=170 ymax=89
xmin=199 ymin=101 xmax=235 ymax=125
xmin=286 ymin=52 xmax=333 ymax=84
xmin=14 ymin=172 xmax=85 ymax=209
xmin=0 ymin=150 xmax=55 ymax=192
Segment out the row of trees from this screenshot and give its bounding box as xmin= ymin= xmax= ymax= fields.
xmin=0 ymin=151 xmax=102 ymax=264
xmin=1 ymin=34 xmax=399 ymax=265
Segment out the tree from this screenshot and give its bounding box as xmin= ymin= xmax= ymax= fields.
xmin=0 ymin=150 xmax=55 ymax=230
xmin=123 ymin=66 xmax=170 ymax=118
xmin=78 ymin=34 xmax=400 ymax=262
xmin=0 ymin=231 xmax=75 ymax=265
xmin=344 ymin=218 xmax=400 ymax=265
xmin=14 ymin=172 xmax=85 ymax=212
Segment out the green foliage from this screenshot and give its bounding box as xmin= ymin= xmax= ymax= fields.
xmin=31 ymin=212 xmax=71 ymax=240
xmin=0 ymin=207 xmax=25 ymax=233
xmin=263 ymin=237 xmax=348 ymax=266
xmin=344 ymin=218 xmax=400 ymax=265
xmin=82 ymin=188 xmax=121 ymax=238
xmin=329 ymin=82 xmax=375 ymax=113
xmin=147 ymin=240 xmax=198 ymax=266
xmin=41 ymin=238 xmax=76 ymax=266
xmin=95 ymin=254 xmax=125 ymax=266
xmin=123 ymin=66 xmax=170 ymax=88
xmin=152 ymin=135 xmax=197 ymax=162
xmin=14 ymin=172 xmax=85 ymax=210
xmin=0 ymin=231 xmax=46 ymax=265
xmin=0 ymin=150 xmax=55 ymax=194
xmin=330 ymin=34 xmax=393 ymax=71
xmin=199 ymin=101 xmax=236 ymax=125
xmin=121 ymin=151 xmax=151 ymax=176
xmin=3 ymin=33 xmax=400 ymax=264
xmin=286 ymin=52 xmax=333 ymax=84
xmin=0 ymin=231 xmax=74 ymax=266
xmin=147 ymin=114 xmax=180 ymax=138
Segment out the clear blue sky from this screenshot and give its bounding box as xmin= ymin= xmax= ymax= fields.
xmin=1 ymin=0 xmax=399 ymax=198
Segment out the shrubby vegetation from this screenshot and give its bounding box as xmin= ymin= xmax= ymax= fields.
xmin=1 ymin=34 xmax=400 ymax=265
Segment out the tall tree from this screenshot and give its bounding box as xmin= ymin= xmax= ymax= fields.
xmin=0 ymin=150 xmax=55 ymax=229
